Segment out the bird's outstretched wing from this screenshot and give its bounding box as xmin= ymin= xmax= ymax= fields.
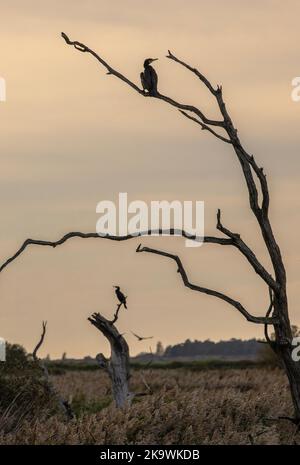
xmin=131 ymin=331 xmax=153 ymax=341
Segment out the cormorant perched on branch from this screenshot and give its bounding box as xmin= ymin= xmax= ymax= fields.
xmin=114 ymin=286 xmax=127 ymax=309
xmin=140 ymin=58 xmax=158 ymax=95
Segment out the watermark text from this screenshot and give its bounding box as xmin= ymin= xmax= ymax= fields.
xmin=96 ymin=193 xmax=204 ymax=247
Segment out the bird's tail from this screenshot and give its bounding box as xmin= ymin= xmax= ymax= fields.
xmin=124 ymin=302 xmax=127 ymax=309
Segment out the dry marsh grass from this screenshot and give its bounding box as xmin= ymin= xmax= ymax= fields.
xmin=0 ymin=367 xmax=298 ymax=445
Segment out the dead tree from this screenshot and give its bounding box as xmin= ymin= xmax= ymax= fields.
xmin=88 ymin=304 xmax=132 ymax=408
xmin=88 ymin=303 xmax=152 ymax=408
xmin=32 ymin=321 xmax=74 ymax=419
xmin=0 ymin=33 xmax=298 ymax=421
xmin=58 ymin=33 xmax=300 ymax=422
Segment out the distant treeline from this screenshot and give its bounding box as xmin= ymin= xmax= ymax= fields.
xmin=164 ymin=338 xmax=261 ymax=358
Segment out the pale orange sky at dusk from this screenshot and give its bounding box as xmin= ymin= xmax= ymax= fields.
xmin=0 ymin=0 xmax=300 ymax=358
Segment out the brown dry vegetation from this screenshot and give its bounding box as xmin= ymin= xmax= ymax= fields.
xmin=0 ymin=367 xmax=299 ymax=445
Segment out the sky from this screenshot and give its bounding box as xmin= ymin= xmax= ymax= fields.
xmin=0 ymin=0 xmax=300 ymax=358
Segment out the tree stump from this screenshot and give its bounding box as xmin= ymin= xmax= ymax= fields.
xmin=88 ymin=311 xmax=132 ymax=408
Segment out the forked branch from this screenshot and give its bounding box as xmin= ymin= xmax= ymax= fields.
xmin=179 ymin=110 xmax=231 ymax=144
xmin=216 ymin=209 xmax=278 ymax=291
xmin=61 ymin=32 xmax=224 ymax=128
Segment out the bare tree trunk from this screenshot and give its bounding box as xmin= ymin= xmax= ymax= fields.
xmin=272 ymin=294 xmax=300 ymax=420
xmin=280 ymin=348 xmax=300 ymax=420
xmin=88 ymin=311 xmax=132 ymax=408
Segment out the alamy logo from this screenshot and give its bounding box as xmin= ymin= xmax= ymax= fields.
xmin=291 ymin=77 xmax=300 ymax=102
xmin=0 ymin=77 xmax=6 ymax=102
xmin=96 ymin=193 xmax=204 ymax=247
xmin=0 ymin=338 xmax=6 ymax=362
xmin=292 ymin=337 xmax=300 ymax=361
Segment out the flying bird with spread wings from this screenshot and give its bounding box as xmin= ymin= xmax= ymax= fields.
xmin=131 ymin=331 xmax=153 ymax=342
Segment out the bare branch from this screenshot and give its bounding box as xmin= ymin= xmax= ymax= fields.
xmin=0 ymin=225 xmax=278 ymax=297
xmin=61 ymin=32 xmax=223 ymax=128
xmin=61 ymin=32 xmax=142 ymax=94
xmin=156 ymin=92 xmax=223 ymax=127
xmin=32 ymin=321 xmax=74 ymax=419
xmin=110 ymin=303 xmax=123 ymax=325
xmin=166 ymin=50 xmax=218 ymax=96
xmin=216 ymin=209 xmax=279 ymax=291
xmin=136 ymin=244 xmax=276 ymax=325
xmin=179 ymin=111 xmax=231 ymax=144
xmin=166 ymin=49 xmax=232 ymax=128
xmin=32 ymin=321 xmax=47 ymax=361
xmin=166 ymin=51 xmax=272 ymax=243
xmin=0 ymin=230 xmax=233 ymax=274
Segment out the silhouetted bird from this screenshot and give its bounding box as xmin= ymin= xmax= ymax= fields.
xmin=131 ymin=331 xmax=153 ymax=342
xmin=140 ymin=58 xmax=158 ymax=95
xmin=114 ymin=286 xmax=127 ymax=309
